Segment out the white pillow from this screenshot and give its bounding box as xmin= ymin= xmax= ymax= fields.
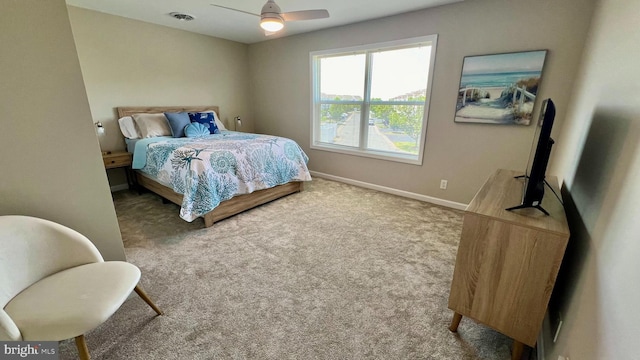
xmin=132 ymin=113 xmax=172 ymax=138
xmin=117 ymin=116 xmax=142 ymax=139
xmin=213 ymin=111 xmax=226 ymax=131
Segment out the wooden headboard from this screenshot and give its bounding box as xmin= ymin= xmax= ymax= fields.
xmin=117 ymin=106 xmax=220 ymax=119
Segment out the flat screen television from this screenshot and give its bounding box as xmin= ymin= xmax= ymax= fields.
xmin=506 ymin=98 xmax=556 ymax=215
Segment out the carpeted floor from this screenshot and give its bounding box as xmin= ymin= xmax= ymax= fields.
xmin=59 ymin=178 xmax=528 ymax=359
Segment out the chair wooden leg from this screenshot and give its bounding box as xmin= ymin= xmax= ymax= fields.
xmin=75 ymin=335 xmax=91 ymax=360
xmin=511 ymin=340 xmax=524 ymax=360
xmin=134 ymin=285 xmax=163 ymax=315
xmin=449 ymin=312 xmax=463 ymax=332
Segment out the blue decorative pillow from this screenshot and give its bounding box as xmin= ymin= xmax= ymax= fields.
xmin=188 ymin=112 xmax=219 ymax=134
xmin=184 ymin=122 xmax=210 ymax=138
xmin=164 ymin=112 xmax=191 ymax=138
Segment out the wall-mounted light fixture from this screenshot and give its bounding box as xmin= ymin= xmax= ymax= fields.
xmin=234 ymin=116 xmax=242 ymax=131
xmin=95 ymin=122 xmax=105 ymax=136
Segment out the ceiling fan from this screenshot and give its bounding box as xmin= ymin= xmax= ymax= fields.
xmin=211 ymin=0 xmax=329 ymax=35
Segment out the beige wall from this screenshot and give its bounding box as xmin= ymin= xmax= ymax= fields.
xmin=67 ymin=6 xmax=254 ymax=186
xmin=0 ymin=0 xmax=125 ymax=261
xmin=545 ymin=0 xmax=640 ymax=358
xmin=248 ymin=0 xmax=596 ymax=204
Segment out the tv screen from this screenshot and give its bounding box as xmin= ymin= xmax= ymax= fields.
xmin=507 ymin=98 xmax=556 ymax=215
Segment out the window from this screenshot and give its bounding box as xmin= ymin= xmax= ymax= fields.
xmin=310 ymin=35 xmax=437 ymax=164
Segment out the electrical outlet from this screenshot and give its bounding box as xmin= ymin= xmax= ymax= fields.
xmin=553 ymin=320 xmax=563 ymax=343
xmin=440 ymin=179 xmax=448 ymax=189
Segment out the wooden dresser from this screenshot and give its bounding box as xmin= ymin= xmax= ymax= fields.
xmin=448 ymin=169 xmax=569 ymax=359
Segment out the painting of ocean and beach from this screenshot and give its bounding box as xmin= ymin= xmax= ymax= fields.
xmin=454 ymin=50 xmax=547 ymax=125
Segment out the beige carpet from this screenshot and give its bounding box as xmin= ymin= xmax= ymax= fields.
xmin=59 ymin=178 xmax=527 ymax=359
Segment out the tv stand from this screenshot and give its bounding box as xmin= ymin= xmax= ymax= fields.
xmin=448 ymin=169 xmax=569 ymax=360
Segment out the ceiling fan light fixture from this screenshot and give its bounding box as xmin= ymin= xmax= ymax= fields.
xmin=210 ymin=0 xmax=328 ymax=37
xmin=260 ymin=15 xmax=284 ymax=32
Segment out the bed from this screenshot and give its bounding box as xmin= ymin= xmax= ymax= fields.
xmin=117 ymin=106 xmax=311 ymax=227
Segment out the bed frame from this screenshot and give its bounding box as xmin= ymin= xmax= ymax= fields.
xmin=117 ymin=106 xmax=304 ymax=228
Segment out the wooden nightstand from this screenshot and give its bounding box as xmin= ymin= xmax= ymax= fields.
xmin=102 ymin=151 xmax=134 ymax=189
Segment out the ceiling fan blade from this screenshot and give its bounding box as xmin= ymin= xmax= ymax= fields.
xmin=210 ymin=4 xmax=260 ymax=17
xmin=281 ymin=9 xmax=329 ymax=21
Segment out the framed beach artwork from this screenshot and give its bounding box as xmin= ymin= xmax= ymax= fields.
xmin=454 ymin=50 xmax=548 ymax=125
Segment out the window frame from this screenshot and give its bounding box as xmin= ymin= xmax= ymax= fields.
xmin=309 ymin=35 xmax=438 ymax=165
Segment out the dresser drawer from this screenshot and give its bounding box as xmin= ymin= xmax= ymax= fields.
xmin=103 ymin=152 xmax=132 ymax=169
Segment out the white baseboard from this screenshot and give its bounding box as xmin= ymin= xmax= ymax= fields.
xmin=109 ymin=173 xmax=467 ymax=207
xmin=310 ymin=171 xmax=468 ymax=210
xmin=110 ymin=184 xmax=129 ymax=192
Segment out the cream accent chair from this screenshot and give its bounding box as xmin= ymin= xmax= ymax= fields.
xmin=0 ymin=215 xmax=162 ymax=360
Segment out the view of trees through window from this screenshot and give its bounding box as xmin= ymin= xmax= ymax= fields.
xmin=312 ymin=37 xmax=436 ymax=163
xmin=321 ymin=99 xmax=426 ymax=153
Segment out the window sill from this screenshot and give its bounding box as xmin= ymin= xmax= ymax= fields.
xmin=310 ymin=142 xmax=423 ymax=165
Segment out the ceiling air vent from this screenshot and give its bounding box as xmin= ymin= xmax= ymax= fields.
xmin=169 ymin=12 xmax=195 ymax=21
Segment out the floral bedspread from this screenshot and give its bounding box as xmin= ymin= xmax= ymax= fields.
xmin=138 ymin=132 xmax=311 ymax=222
